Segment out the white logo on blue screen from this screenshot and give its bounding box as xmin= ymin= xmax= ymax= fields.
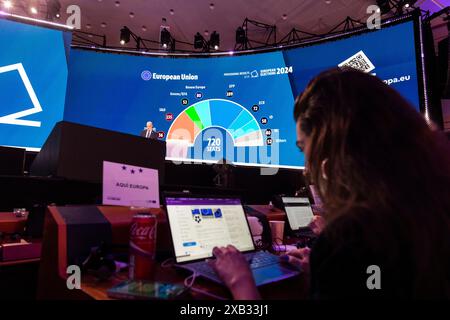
xmin=0 ymin=63 xmax=42 ymax=127
xmin=251 ymin=70 xmax=259 ymax=78
xmin=141 ymin=70 xmax=199 ymax=81
xmin=141 ymin=70 xmax=152 ymax=81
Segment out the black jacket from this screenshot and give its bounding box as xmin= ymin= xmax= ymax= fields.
xmin=140 ymin=129 xmax=158 ymax=139
xmin=309 ymin=209 xmax=450 ymax=299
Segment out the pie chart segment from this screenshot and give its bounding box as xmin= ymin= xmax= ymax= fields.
xmin=167 ymin=98 xmax=263 ymax=147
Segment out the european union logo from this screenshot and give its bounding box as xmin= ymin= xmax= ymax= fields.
xmin=141 ymin=70 xmax=152 ymax=81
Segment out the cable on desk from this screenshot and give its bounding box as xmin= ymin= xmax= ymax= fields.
xmin=184 ymin=271 xmax=197 ymax=288
xmin=161 ymin=258 xmax=175 ymax=268
xmin=183 ymin=270 xmax=228 ymax=300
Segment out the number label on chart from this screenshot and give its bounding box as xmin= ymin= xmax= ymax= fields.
xmin=207 ymin=138 xmax=221 ymax=152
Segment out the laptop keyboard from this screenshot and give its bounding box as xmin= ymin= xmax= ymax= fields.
xmin=188 ymin=251 xmax=280 ymax=281
xmin=192 ymin=263 xmax=220 ymax=279
xmin=248 ymin=251 xmax=280 ymax=268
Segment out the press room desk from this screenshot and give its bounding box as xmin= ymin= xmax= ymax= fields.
xmin=0 ymin=211 xmax=28 ymax=234
xmin=78 ymin=204 xmax=305 ymax=300
xmin=81 ymin=203 xmax=305 ymax=300
xmin=37 ymin=204 xmax=311 ymax=300
xmin=80 ymin=262 xmax=308 ymax=300
xmin=247 ymin=205 xmax=286 ymax=221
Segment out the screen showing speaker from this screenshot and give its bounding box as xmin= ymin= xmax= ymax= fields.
xmin=0 ymin=18 xmax=421 ymax=169
xmin=0 ymin=18 xmax=70 ymax=150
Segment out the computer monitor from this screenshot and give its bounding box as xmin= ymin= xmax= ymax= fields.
xmin=165 ymin=196 xmax=255 ymax=263
xmin=282 ymin=196 xmax=314 ymax=231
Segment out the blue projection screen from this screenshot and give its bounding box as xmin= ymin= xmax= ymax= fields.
xmin=0 ymin=18 xmax=70 ymax=150
xmin=64 ymin=20 xmax=421 ymax=169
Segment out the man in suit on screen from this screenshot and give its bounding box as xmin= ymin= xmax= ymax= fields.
xmin=140 ymin=121 xmax=158 ymax=139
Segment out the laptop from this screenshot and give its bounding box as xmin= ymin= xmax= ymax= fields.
xmin=164 ymin=195 xmax=300 ymax=286
xmin=281 ymin=196 xmax=316 ymax=237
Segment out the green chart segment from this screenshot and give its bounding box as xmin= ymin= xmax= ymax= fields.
xmin=167 ymin=99 xmax=264 ymax=146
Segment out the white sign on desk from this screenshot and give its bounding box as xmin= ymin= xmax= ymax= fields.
xmin=102 ymin=161 xmax=159 ymax=208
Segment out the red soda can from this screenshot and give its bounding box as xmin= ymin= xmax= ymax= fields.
xmin=129 ymin=213 xmax=157 ymax=281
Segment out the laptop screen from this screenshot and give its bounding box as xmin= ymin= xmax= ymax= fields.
xmin=282 ymin=197 xmax=314 ymax=230
xmin=165 ymin=197 xmax=255 ymax=263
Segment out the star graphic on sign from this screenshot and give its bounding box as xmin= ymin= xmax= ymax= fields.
xmin=139 ymin=168 xmax=143 ymax=173
xmin=131 ymin=169 xmax=135 ymax=174
xmin=122 ymin=166 xmax=127 ymax=170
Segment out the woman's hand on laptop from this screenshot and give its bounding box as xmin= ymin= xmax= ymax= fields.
xmin=280 ymin=247 xmax=311 ymax=274
xmin=208 ymin=245 xmax=261 ymax=300
xmin=309 ymin=215 xmax=326 ymax=235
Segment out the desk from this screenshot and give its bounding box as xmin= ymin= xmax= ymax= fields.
xmin=0 ymin=212 xmax=41 ymax=263
xmin=0 ymin=256 xmax=40 ymax=299
xmin=0 ymin=211 xmax=28 ymax=234
xmin=0 ymin=257 xmax=40 ymax=267
xmin=0 ymin=212 xmax=41 ymax=299
xmin=248 ymin=205 xmax=286 ymax=221
xmin=37 ymin=205 xmax=309 ymax=300
xmin=80 ymin=264 xmax=308 ymax=300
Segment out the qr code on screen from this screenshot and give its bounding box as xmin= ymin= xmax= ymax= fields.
xmin=338 ymin=50 xmax=375 ymax=73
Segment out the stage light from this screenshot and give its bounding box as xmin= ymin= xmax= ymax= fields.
xmin=3 ymin=1 xmax=12 ymax=9
xmin=120 ymin=26 xmax=131 ymax=45
xmin=235 ymin=26 xmax=246 ymax=44
xmin=194 ymin=32 xmax=204 ymax=49
xmin=210 ymin=31 xmax=220 ymax=50
xmin=46 ymin=0 xmax=61 ymax=21
xmin=160 ymin=27 xmax=171 ymax=48
xmin=376 ymin=0 xmax=391 ymax=14
xmin=402 ymin=0 xmax=417 ymax=9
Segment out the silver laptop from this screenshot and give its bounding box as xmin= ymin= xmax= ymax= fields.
xmin=164 ymin=195 xmax=300 ymax=286
xmin=282 ymin=196 xmax=315 ymax=236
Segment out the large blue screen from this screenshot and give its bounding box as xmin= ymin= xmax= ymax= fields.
xmin=0 ymin=18 xmax=70 ymax=150
xmin=63 ymin=20 xmax=420 ymax=169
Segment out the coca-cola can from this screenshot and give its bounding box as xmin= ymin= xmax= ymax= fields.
xmin=129 ymin=213 xmax=157 ymax=281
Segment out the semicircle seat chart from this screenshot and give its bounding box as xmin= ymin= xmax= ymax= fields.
xmin=167 ymin=99 xmax=264 ymax=149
